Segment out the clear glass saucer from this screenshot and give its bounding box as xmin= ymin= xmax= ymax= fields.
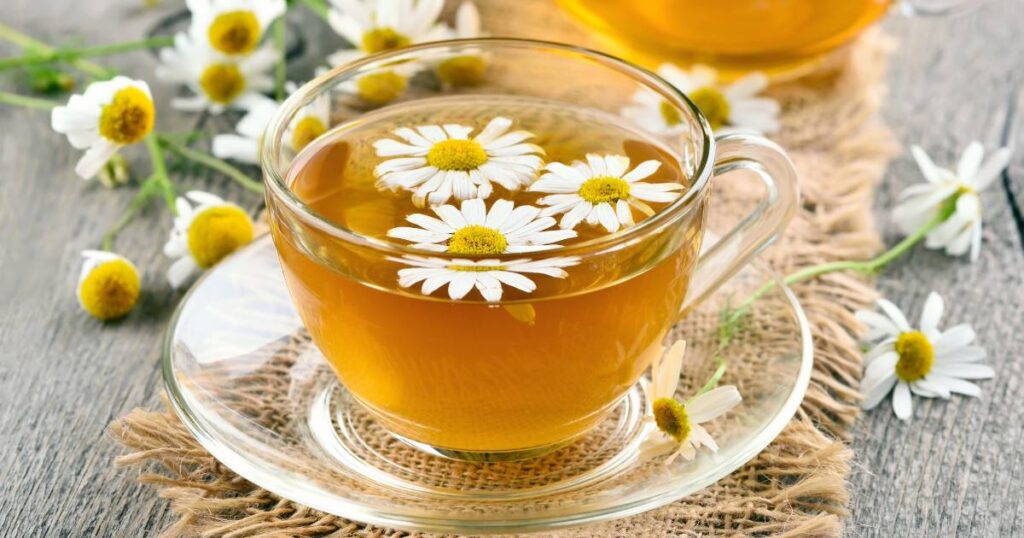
xmin=163 ymin=234 xmax=812 ymax=534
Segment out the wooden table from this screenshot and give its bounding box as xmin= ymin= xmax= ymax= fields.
xmin=1 ymin=1 xmax=1021 ymax=536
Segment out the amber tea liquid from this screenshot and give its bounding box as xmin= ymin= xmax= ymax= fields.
xmin=271 ymin=96 xmax=705 ymax=453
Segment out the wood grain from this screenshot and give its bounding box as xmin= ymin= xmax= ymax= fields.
xmin=0 ymin=0 xmax=1021 ymax=536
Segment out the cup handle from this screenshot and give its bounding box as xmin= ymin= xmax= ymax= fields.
xmin=898 ymin=0 xmax=981 ymax=17
xmin=680 ymin=133 xmax=800 ymax=314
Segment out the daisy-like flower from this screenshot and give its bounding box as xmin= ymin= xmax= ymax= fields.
xmin=857 ymin=291 xmax=994 ymax=421
xmin=391 ymin=255 xmax=579 ymax=302
xmin=187 ymin=0 xmax=286 ymax=56
xmin=164 ymin=191 xmax=255 ymax=288
xmin=50 ymin=76 xmax=155 ymax=179
xmin=641 ymin=340 xmax=743 ymax=464
xmin=435 ymin=2 xmax=486 ymax=88
xmin=894 ymin=142 xmax=1012 ymax=261
xmin=326 ymin=0 xmax=449 ymax=103
xmin=374 ymin=117 xmax=544 ymax=207
xmin=387 ymin=198 xmax=576 ymax=254
xmin=529 ymin=154 xmax=684 ymax=233
xmin=211 ymin=85 xmax=330 ymax=164
xmin=77 ymin=250 xmax=141 ymax=320
xmin=157 ymin=33 xmax=276 ymax=114
xmin=622 ymin=64 xmax=779 ymax=134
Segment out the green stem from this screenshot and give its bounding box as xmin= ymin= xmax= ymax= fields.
xmin=728 ymin=211 xmax=947 ymax=324
xmin=0 ymin=21 xmax=113 ymax=78
xmin=273 ymin=18 xmax=287 ymax=100
xmin=691 ymin=358 xmax=727 ymax=400
xmin=0 ymin=91 xmax=58 ymax=110
xmin=157 ymin=135 xmax=264 ymax=194
xmin=145 ymin=135 xmax=178 ymax=213
xmin=0 ymin=35 xmax=174 ymax=71
xmin=100 ymin=184 xmax=156 ymax=250
xmin=297 ymin=0 xmax=330 ymax=20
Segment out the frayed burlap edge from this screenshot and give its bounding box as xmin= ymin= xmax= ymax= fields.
xmin=111 ymin=4 xmax=898 ymax=535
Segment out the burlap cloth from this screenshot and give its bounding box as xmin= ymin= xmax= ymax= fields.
xmin=111 ymin=2 xmax=898 ymax=535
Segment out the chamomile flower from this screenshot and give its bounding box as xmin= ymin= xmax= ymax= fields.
xmin=857 ymin=292 xmax=993 ymax=421
xmin=640 ymin=340 xmax=743 ymax=464
xmin=187 ymin=0 xmax=286 ymax=56
xmin=529 ymin=154 xmax=684 ymax=233
xmin=283 ymin=87 xmax=331 ymax=154
xmin=391 ymin=255 xmax=579 ymax=302
xmin=374 ymin=117 xmax=544 ymax=207
xmin=157 ymin=33 xmax=276 ymax=114
xmin=325 ymin=0 xmax=450 ymax=104
xmin=164 ymin=191 xmax=255 ymax=288
xmin=435 ymin=2 xmax=486 ymax=87
xmin=77 ymin=250 xmax=141 ymax=320
xmin=622 ymin=64 xmax=779 ymax=134
xmin=894 ymin=142 xmax=1012 ymax=261
xmin=387 ymin=198 xmax=576 ymax=254
xmin=211 ymin=94 xmax=279 ymax=164
xmin=50 ymin=76 xmax=155 ymax=179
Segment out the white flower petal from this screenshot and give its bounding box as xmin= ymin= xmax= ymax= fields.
xmin=892 ymin=382 xmax=913 ymax=420
xmin=686 ymin=385 xmax=742 ymax=423
xmin=919 ymin=291 xmax=944 ymax=336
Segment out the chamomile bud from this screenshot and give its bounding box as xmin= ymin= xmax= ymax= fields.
xmin=164 ymin=191 xmax=254 ymax=288
xmin=77 ymin=250 xmax=141 ymax=320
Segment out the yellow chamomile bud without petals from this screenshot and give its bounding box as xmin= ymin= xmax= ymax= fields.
xmin=97 ymin=154 xmax=131 ymax=188
xmin=894 ymin=330 xmax=935 ymax=382
xmin=689 ymin=86 xmax=730 ymax=131
xmin=652 ymin=397 xmax=690 ymax=443
xmin=208 ymin=10 xmax=262 ymax=55
xmin=355 ymin=71 xmax=407 ymax=105
xmin=200 ymin=63 xmax=247 ymax=104
xmin=187 ymin=205 xmax=255 ymax=268
xmin=98 ymin=86 xmax=155 ymax=145
xmin=78 ymin=254 xmax=141 ymax=320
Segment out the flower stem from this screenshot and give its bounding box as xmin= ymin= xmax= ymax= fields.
xmin=0 ymin=91 xmax=58 ymax=110
xmin=297 ymin=0 xmax=330 ymax=20
xmin=273 ymin=17 xmax=287 ymax=101
xmin=145 ymin=135 xmax=177 ymax=213
xmin=0 ymin=21 xmax=113 ymax=78
xmin=727 ymin=211 xmax=947 ymax=324
xmin=100 ymin=184 xmax=156 ymax=251
xmin=157 ymin=135 xmax=264 ymax=194
xmin=0 ymin=35 xmax=174 ymax=71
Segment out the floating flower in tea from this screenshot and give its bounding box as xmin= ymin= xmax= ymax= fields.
xmin=77 ymin=250 xmax=141 ymax=320
xmin=387 ymin=198 xmax=576 ymax=254
xmin=858 ymin=291 xmax=993 ymax=421
xmin=390 ymin=255 xmax=579 ymax=302
xmin=894 ymin=141 xmax=1011 ymax=262
xmin=50 ymin=76 xmax=155 ymax=179
xmin=530 ymin=153 xmax=684 ymax=233
xmin=157 ymin=33 xmax=276 ymax=114
xmin=186 ymin=0 xmax=286 ymax=56
xmin=164 ymin=191 xmax=255 ymax=288
xmin=373 ymin=117 xmax=544 ymax=206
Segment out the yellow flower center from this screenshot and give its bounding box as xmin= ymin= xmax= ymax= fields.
xmin=689 ymin=86 xmax=730 ymax=130
xmin=186 ymin=205 xmax=255 ymax=269
xmin=652 ymin=397 xmax=690 ymax=443
xmin=426 ymin=139 xmax=488 ymax=171
xmin=437 ymin=55 xmax=487 ymax=87
xmin=79 ymin=259 xmax=140 ymax=320
xmin=659 ymin=100 xmax=682 ymax=127
xmin=579 ymin=176 xmax=631 ymax=204
xmin=98 ymin=87 xmax=155 ymax=145
xmin=361 ymin=27 xmax=411 ymax=54
xmin=894 ymin=330 xmax=935 ymax=382
xmin=447 ymin=225 xmax=508 ymax=255
xmin=355 ymin=71 xmax=407 ymax=105
xmin=447 ymin=264 xmax=504 ymax=272
xmin=291 ymin=116 xmax=327 ymax=152
xmin=199 ymin=63 xmax=247 ymax=104
xmin=207 ymin=10 xmax=262 ymax=55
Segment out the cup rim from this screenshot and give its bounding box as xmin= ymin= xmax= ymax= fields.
xmin=260 ymin=37 xmax=715 ymax=259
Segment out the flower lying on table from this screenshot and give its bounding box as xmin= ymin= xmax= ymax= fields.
xmin=164 ymin=191 xmax=255 ymax=288
xmin=77 ymin=250 xmax=141 ymax=320
xmin=640 ymin=340 xmax=743 ymax=464
xmin=857 ymin=291 xmax=993 ymax=420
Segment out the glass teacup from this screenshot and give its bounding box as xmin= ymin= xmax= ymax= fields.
xmin=261 ymin=39 xmax=798 ymax=461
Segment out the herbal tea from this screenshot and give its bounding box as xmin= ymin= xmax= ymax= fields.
xmin=271 ymin=96 xmax=705 ymax=453
xmin=557 ymin=0 xmax=891 ymax=76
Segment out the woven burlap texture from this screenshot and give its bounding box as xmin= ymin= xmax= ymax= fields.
xmin=111 ymin=3 xmax=898 ymax=536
